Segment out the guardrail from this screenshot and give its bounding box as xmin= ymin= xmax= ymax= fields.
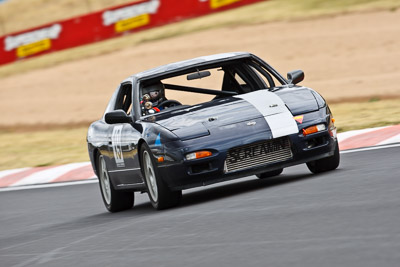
xmin=0 ymin=0 xmax=264 ymax=66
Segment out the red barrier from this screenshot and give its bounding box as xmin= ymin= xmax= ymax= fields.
xmin=0 ymin=0 xmax=264 ymax=66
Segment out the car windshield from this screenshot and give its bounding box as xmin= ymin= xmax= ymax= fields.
xmin=139 ymin=59 xmax=284 ymax=116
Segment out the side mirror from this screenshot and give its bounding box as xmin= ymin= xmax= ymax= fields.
xmin=287 ymin=70 xmax=304 ymax=85
xmin=105 ymin=110 xmax=132 ymax=124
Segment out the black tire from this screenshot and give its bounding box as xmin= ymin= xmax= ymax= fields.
xmin=97 ymin=154 xmax=134 ymax=212
xmin=306 ymin=141 xmax=340 ymax=174
xmin=256 ymin=168 xmax=283 ymax=179
xmin=140 ymin=143 xmax=182 ymax=210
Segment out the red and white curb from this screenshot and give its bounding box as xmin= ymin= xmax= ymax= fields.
xmin=0 ymin=162 xmax=96 ymax=189
xmin=1 ymin=125 xmax=399 ymax=190
xmin=337 ymin=124 xmax=400 ymax=150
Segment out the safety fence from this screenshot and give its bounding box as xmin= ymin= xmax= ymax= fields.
xmin=0 ymin=0 xmax=264 ymax=66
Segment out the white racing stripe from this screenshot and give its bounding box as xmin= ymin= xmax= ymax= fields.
xmin=235 ymin=90 xmax=298 ymax=138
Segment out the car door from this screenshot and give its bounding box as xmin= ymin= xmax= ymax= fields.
xmin=107 ymin=82 xmax=144 ymax=188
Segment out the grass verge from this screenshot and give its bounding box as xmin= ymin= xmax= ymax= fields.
xmin=331 ymin=98 xmax=400 ymax=132
xmin=0 ymin=127 xmax=89 ymax=171
xmin=1 ymin=98 xmax=399 ymax=171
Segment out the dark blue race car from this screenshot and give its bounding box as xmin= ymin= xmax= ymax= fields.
xmin=87 ymin=52 xmax=340 ymax=212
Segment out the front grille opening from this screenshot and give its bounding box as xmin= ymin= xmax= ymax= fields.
xmin=306 ymin=136 xmax=327 ymax=149
xmin=225 ymin=137 xmax=292 ymax=173
xmin=191 ymin=162 xmax=212 ymax=174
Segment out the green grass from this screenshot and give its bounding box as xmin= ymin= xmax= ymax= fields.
xmin=1 ymin=98 xmax=399 ymax=171
xmin=1 ymin=0 xmax=399 ymax=78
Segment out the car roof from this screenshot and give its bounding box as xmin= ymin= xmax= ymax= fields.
xmin=129 ymin=52 xmax=253 ymax=81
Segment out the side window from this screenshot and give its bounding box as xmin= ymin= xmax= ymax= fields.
xmin=114 ymin=83 xmax=132 ymax=114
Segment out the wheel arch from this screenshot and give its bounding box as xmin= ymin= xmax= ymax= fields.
xmin=92 ymin=148 xmax=101 ymax=177
xmin=137 ymin=138 xmax=147 ymax=169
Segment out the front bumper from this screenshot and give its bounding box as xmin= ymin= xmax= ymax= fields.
xmin=156 ymin=129 xmax=337 ymax=191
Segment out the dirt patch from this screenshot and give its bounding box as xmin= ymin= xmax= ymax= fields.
xmin=1 ymin=10 xmax=399 ymax=127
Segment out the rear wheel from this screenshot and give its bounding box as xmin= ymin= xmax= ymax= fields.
xmin=256 ymin=168 xmax=283 ymax=179
xmin=97 ymin=155 xmax=134 ymax=212
xmin=306 ymin=142 xmax=340 ymax=174
xmin=141 ymin=144 xmax=182 ymax=210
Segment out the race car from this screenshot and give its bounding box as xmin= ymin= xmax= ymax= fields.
xmin=87 ymin=52 xmax=340 ymax=212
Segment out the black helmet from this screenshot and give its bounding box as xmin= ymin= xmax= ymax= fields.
xmin=142 ymin=81 xmax=165 ymax=101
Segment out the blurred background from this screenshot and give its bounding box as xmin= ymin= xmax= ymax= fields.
xmin=0 ymin=0 xmax=399 ymax=170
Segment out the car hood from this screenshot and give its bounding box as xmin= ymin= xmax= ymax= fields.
xmin=148 ymin=89 xmax=311 ymax=141
xmin=151 ymin=97 xmax=259 ymax=140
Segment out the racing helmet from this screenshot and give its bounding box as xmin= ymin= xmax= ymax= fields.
xmin=142 ymin=81 xmax=165 ymax=102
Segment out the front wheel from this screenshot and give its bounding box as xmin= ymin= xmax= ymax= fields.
xmin=306 ymin=141 xmax=340 ymax=174
xmin=97 ymin=155 xmax=134 ymax=212
xmin=140 ymin=144 xmax=182 ymax=210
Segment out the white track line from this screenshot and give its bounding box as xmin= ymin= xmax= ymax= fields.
xmin=0 ymin=179 xmax=97 ymax=192
xmin=340 ymin=143 xmax=400 ymax=154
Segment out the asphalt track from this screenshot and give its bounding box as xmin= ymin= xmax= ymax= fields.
xmin=1 ymin=146 xmax=399 ymax=267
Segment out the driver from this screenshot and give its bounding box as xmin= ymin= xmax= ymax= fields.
xmin=141 ymin=81 xmax=166 ymax=114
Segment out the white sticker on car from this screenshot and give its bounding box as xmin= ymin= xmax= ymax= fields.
xmin=112 ymin=125 xmax=125 ymax=167
xmin=235 ymin=90 xmax=299 ymax=138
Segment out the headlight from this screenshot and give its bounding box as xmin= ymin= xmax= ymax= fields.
xmin=185 ymin=150 xmax=212 ymax=160
xmin=302 ymin=124 xmax=326 ymax=136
